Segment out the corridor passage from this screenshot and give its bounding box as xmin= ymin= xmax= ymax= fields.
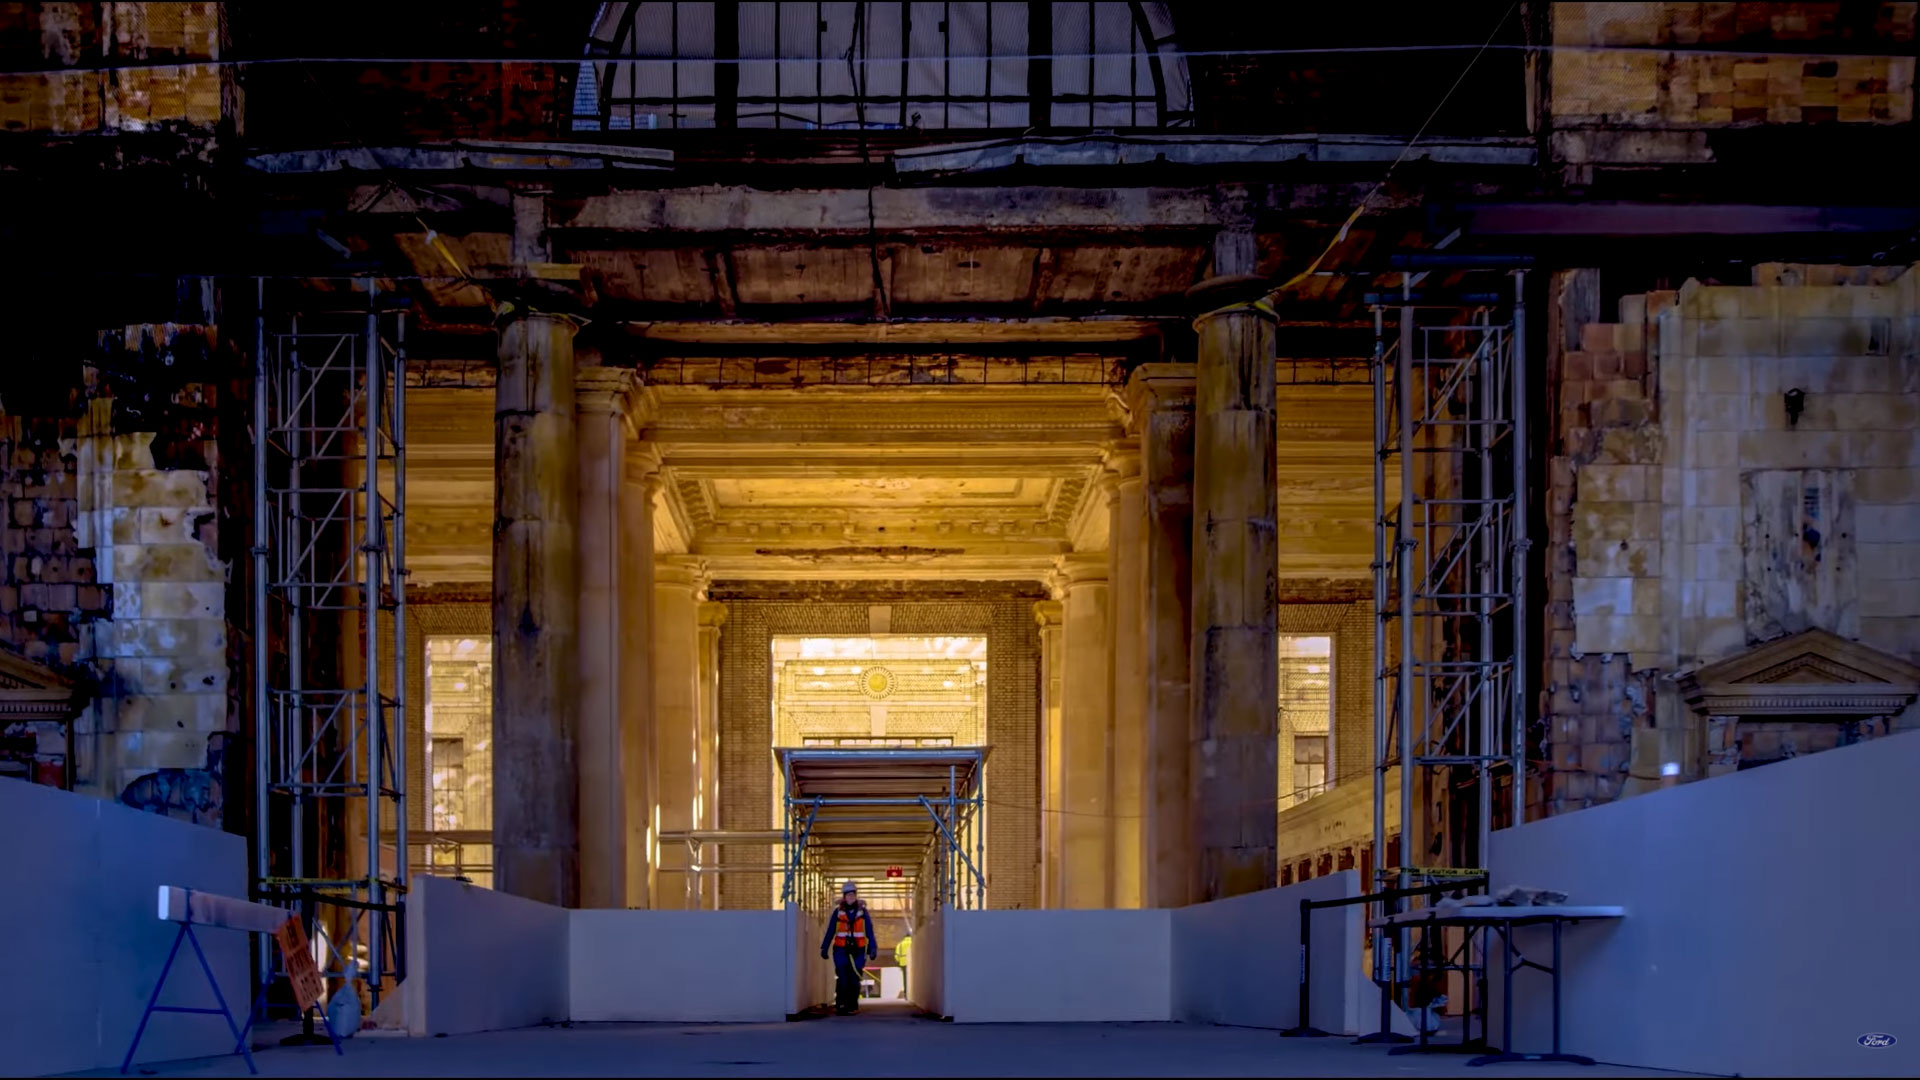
xmin=72 ymin=1020 xmax=1702 ymax=1079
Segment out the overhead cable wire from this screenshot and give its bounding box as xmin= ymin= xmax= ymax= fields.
xmin=1 ymin=39 xmax=1911 ymax=75
xmin=1255 ymin=2 xmax=1520 ymax=308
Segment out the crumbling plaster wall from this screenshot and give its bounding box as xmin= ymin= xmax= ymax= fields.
xmin=1544 ymin=264 xmax=1920 ymax=815
xmin=0 ymin=324 xmax=235 ymax=824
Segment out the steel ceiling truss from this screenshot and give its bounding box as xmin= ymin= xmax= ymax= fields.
xmin=252 ymin=278 xmax=408 ymax=1009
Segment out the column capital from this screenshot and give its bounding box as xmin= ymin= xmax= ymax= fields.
xmin=1055 ymin=551 xmax=1109 ymax=588
xmin=655 ymin=554 xmax=709 ymax=596
xmin=1124 ymin=364 xmax=1196 ymax=421
xmin=697 ymin=600 xmax=729 ymax=631
xmin=579 ymin=369 xmax=659 ymax=433
xmin=1101 ymin=438 xmax=1143 ymax=492
xmin=1033 ymin=599 xmax=1064 ymax=629
xmin=625 ymin=443 xmax=665 ymax=491
xmin=576 ymin=365 xmax=635 ymax=410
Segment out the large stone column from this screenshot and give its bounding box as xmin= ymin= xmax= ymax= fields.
xmin=623 ymin=463 xmax=662 ymax=907
xmin=1129 ymin=365 xmax=1196 ymax=908
xmin=574 ymin=367 xmax=648 ymax=910
xmin=494 ymin=312 xmax=581 ymax=907
xmin=652 ymin=556 xmax=704 ymax=909
xmin=1034 ymin=599 xmax=1064 ymax=908
xmin=1105 ymin=443 xmax=1147 ymax=909
xmin=1056 ymin=552 xmax=1113 ymax=908
xmin=1190 ymin=290 xmax=1279 ymax=900
xmin=696 ymin=600 xmax=727 ymax=909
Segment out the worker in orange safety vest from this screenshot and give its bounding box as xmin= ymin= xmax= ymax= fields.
xmin=820 ymin=880 xmax=878 ymax=1015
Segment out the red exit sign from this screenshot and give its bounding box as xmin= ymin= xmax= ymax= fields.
xmin=886 ymin=866 xmax=903 ymax=878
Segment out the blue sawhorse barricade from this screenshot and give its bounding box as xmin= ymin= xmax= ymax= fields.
xmin=121 ymin=886 xmax=344 ymax=1075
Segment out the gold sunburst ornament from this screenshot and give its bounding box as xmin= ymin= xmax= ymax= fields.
xmin=861 ymin=666 xmax=896 ymax=699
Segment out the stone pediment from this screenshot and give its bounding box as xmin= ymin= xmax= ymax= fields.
xmin=0 ymin=648 xmax=80 ymax=722
xmin=1679 ymin=629 xmax=1920 ymax=718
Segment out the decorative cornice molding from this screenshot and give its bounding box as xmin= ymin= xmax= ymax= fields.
xmin=1688 ymin=690 xmax=1915 ymax=716
xmin=0 ymin=648 xmax=80 ymax=722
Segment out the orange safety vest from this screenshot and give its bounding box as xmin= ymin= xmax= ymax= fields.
xmin=833 ymin=907 xmax=869 ymax=949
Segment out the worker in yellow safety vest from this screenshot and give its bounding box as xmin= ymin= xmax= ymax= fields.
xmin=894 ymin=927 xmax=912 ymax=999
xmin=819 ymin=881 xmax=878 ymax=1015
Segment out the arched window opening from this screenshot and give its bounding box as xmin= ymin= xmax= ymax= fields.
xmin=573 ymin=2 xmax=1190 ymax=132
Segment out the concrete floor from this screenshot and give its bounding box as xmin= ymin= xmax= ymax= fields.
xmin=81 ymin=1003 xmax=1715 ymax=1078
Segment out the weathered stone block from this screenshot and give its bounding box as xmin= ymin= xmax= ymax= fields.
xmin=1632 ymin=577 xmax=1664 ymax=616
xmin=115 ymin=729 xmax=207 ymax=773
xmin=1859 ymin=541 xmax=1920 ymax=581
xmin=1590 ymin=395 xmax=1651 ymax=428
xmin=1780 ymin=317 xmax=1891 ymax=358
xmin=1579 ymin=464 xmax=1651 ymax=502
xmin=138 ymin=582 xmax=222 ymax=620
xmin=1632 ymin=502 xmax=1662 ymax=540
xmin=109 ymin=617 xmax=226 ymax=659
xmin=1697 ymin=356 xmax=1747 ymax=394
xmin=1688 ymin=542 xmax=1743 ymax=581
xmin=1860 ymin=579 xmax=1920 ymax=618
xmin=110 ymin=470 xmax=210 ymax=510
xmin=113 ymin=542 xmax=221 ymax=583
xmin=1858 ymin=503 xmax=1920 ymax=543
xmin=1682 ymin=467 xmax=1739 ymax=507
xmin=1581 ymin=538 xmax=1660 ymax=578
xmin=1686 ymin=507 xmax=1741 ymax=545
xmin=1689 ymin=430 xmax=1739 ymax=465
xmin=1692 ymin=617 xmax=1747 ymax=662
xmin=1689 ymin=392 xmax=1747 ymax=431
xmin=1574 ymin=501 xmax=1638 ymax=546
xmin=1850 ymin=430 xmax=1918 ymax=468
xmin=1573 ymin=576 xmax=1633 ymax=617
xmin=136 ymin=507 xmax=197 ymax=543
xmin=1696 ymin=318 xmax=1778 ymax=357
xmin=1597 ymin=426 xmax=1665 ymax=465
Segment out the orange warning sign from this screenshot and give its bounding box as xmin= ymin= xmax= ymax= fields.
xmin=274 ymin=916 xmax=326 ymax=1011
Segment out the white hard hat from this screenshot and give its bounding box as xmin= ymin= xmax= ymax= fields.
xmin=842 ymin=880 xmax=858 ymax=895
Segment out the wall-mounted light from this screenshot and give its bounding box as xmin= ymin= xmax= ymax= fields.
xmin=1784 ymin=387 xmax=1807 ymax=427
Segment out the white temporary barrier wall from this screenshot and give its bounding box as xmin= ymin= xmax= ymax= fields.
xmin=942 ymin=910 xmax=1174 ymax=1022
xmin=572 ymin=908 xmax=794 ymax=1022
xmin=1173 ymin=870 xmax=1365 ymax=1034
xmin=404 ymin=874 xmax=569 ymax=1037
xmin=789 ymin=905 xmax=832 ymax=1015
xmin=1490 ymin=731 xmax=1920 ymax=1078
xmin=0 ymin=780 xmax=249 ymax=1075
xmin=907 ymin=908 xmax=944 ymax=1016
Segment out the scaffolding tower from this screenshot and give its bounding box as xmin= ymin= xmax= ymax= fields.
xmin=252 ymin=278 xmax=408 ymax=1007
xmin=1371 ymin=270 xmax=1529 ymax=894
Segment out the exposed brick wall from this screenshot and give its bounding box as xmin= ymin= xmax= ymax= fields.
xmin=717 ymin=594 xmax=1040 ymax=911
xmin=1543 ymin=292 xmax=1667 ymax=815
